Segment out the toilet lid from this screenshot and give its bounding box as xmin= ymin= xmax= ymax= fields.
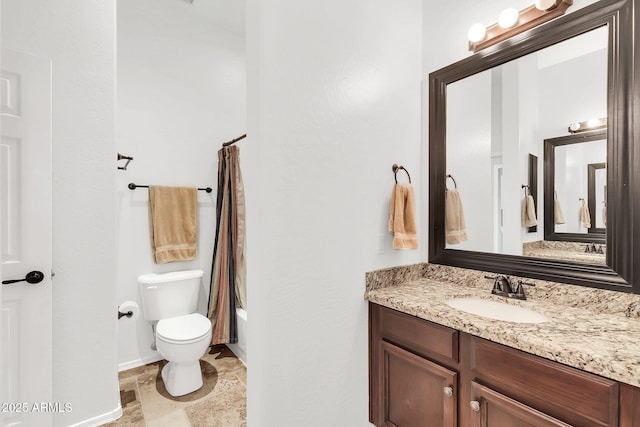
xmin=157 ymin=313 xmax=211 ymax=342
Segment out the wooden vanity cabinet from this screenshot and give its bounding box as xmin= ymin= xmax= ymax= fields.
xmin=370 ymin=303 xmax=460 ymax=426
xmin=369 ymin=303 xmax=640 ymax=427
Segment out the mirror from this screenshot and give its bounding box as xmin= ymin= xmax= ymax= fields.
xmin=543 ymin=130 xmax=606 ymax=247
xmin=444 ymin=26 xmax=607 ymax=261
xmin=429 ymin=0 xmax=638 ymax=292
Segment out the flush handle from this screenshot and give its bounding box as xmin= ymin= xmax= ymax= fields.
xmin=2 ymin=271 xmax=45 ymax=285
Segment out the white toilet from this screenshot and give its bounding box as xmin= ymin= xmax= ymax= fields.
xmin=138 ymin=269 xmax=212 ymax=397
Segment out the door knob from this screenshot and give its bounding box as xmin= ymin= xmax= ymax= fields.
xmin=2 ymin=271 xmax=45 ymax=285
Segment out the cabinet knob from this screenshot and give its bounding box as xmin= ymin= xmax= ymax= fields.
xmin=470 ymin=400 xmax=480 ymax=412
xmin=443 ymin=386 xmax=453 ymax=397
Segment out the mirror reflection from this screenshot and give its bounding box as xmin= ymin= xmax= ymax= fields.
xmin=445 ymin=25 xmax=608 ymax=264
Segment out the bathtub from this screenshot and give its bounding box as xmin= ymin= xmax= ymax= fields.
xmin=227 ymin=308 xmax=247 ymax=365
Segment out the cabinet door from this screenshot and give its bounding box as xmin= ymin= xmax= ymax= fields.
xmin=469 ymin=382 xmax=571 ymax=427
xmin=379 ymin=341 xmax=457 ymax=427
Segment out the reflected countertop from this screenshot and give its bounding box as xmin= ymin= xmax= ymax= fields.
xmin=364 ymin=263 xmax=640 ymax=387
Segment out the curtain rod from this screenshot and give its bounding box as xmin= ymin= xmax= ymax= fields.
xmin=222 ymin=134 xmax=247 ymax=147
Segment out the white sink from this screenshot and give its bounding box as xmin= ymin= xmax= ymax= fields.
xmin=445 ymin=298 xmax=550 ymax=324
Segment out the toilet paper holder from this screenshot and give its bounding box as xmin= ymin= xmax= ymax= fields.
xmin=118 ymin=309 xmax=133 ymax=319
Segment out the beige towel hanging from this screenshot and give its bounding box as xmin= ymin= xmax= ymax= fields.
xmin=445 ymin=188 xmax=467 ymax=244
xmin=579 ymin=199 xmax=591 ymax=229
xmin=602 ymin=206 xmax=607 ymax=226
xmin=554 ymin=191 xmax=565 ymax=225
xmin=149 ymin=186 xmax=198 ymax=263
xmin=388 ymin=184 xmax=418 ymax=250
xmin=521 ymin=195 xmax=538 ymax=228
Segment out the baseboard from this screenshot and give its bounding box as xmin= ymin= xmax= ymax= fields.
xmin=118 ymin=354 xmax=162 ymax=372
xmin=67 ymin=404 xmax=122 ymax=427
xmin=227 ymin=343 xmax=247 ymax=366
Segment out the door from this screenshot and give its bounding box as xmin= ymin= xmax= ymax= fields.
xmin=379 ymin=341 xmax=457 ymax=427
xmin=1 ymin=48 xmax=52 ymax=427
xmin=470 ymin=382 xmax=571 ymax=427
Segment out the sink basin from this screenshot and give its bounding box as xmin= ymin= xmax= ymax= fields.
xmin=445 ymin=298 xmax=550 ymax=324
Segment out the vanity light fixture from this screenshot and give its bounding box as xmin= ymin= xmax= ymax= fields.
xmin=468 ymin=0 xmax=572 ymax=52
xmin=567 ymin=117 xmax=607 ymax=134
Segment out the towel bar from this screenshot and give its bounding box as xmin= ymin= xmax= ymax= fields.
xmin=128 ymin=183 xmax=213 ymax=193
xmin=392 ymin=164 xmax=411 ymax=184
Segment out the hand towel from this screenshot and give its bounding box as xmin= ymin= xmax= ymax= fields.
xmin=554 ymin=191 xmax=565 ymax=224
xmin=445 ymin=188 xmax=467 ymax=244
xmin=388 ymin=183 xmax=418 ymax=250
xmin=602 ymin=206 xmax=607 ymax=226
xmin=579 ymin=199 xmax=591 ymax=229
xmin=521 ymin=195 xmax=538 ymax=227
xmin=149 ymin=186 xmax=198 ymax=263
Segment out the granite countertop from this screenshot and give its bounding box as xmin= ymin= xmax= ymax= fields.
xmin=365 ymin=263 xmax=640 ymax=388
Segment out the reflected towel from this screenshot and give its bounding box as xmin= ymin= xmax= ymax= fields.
xmin=521 ymin=195 xmax=538 ymax=227
xmin=554 ymin=191 xmax=565 ymax=225
xmin=603 ymin=206 xmax=607 ymax=226
xmin=388 ymin=184 xmax=418 ymax=250
xmin=149 ymin=186 xmax=197 ymax=263
xmin=579 ymin=199 xmax=591 ymax=228
xmin=445 ymin=188 xmax=467 ymax=244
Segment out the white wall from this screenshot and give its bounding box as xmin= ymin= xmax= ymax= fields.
xmin=116 ymin=0 xmax=247 ymax=369
xmin=246 ymin=0 xmax=422 ymax=424
xmin=1 ymin=1 xmax=119 ymax=426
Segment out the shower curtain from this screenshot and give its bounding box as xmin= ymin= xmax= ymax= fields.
xmin=208 ymin=145 xmax=246 ymax=345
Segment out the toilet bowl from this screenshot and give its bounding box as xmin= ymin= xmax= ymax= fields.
xmin=137 ymin=269 xmax=212 ymax=397
xmin=156 ymin=313 xmax=212 ymax=397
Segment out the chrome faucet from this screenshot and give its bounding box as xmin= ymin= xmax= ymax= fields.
xmin=484 ymin=275 xmax=535 ymax=300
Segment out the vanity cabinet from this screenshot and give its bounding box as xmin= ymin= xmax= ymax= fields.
xmin=369 ymin=303 xmax=638 ymax=427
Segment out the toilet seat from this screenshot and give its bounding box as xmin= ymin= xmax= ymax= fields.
xmin=157 ymin=313 xmax=212 ymax=345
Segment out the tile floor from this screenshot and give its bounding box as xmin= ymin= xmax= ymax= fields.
xmin=103 ymin=345 xmax=246 ymax=426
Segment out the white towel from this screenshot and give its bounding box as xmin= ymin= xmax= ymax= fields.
xmin=521 ymin=195 xmax=537 ymax=228
xmin=445 ymin=188 xmax=467 ymax=244
xmin=579 ymin=199 xmax=591 ymax=228
xmin=554 ymin=191 xmax=565 ymax=225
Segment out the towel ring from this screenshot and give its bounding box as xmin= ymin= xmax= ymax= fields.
xmin=446 ymin=174 xmax=457 ymax=189
xmin=392 ymin=164 xmax=411 ymax=184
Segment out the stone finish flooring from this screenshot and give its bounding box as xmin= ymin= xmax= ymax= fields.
xmin=103 ymin=345 xmax=246 ymax=426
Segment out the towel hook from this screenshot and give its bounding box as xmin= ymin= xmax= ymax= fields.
xmin=521 ymin=184 xmax=530 ymax=196
xmin=446 ymin=174 xmax=457 ymax=189
xmin=117 ymin=153 xmax=134 ymax=171
xmin=392 ymin=164 xmax=411 ymax=184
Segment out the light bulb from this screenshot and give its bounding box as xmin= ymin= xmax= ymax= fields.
xmin=587 ymin=118 xmax=601 ymax=128
xmin=498 ymin=8 xmax=519 ymax=29
xmin=535 ymin=0 xmax=556 ymax=10
xmin=569 ymin=123 xmax=581 ymax=132
xmin=468 ymin=23 xmax=487 ymax=43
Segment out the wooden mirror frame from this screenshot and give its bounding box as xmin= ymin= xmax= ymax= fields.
xmin=543 ymin=130 xmax=607 ymax=243
xmin=428 ymin=0 xmax=638 ymax=292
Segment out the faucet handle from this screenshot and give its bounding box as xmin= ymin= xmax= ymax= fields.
xmin=513 ymin=280 xmax=535 ymax=300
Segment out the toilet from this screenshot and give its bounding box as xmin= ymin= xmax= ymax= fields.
xmin=138 ymin=269 xmax=212 ymax=397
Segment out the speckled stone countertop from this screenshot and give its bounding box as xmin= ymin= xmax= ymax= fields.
xmin=365 ymin=263 xmax=640 ymax=387
xmin=522 ymin=241 xmax=606 ymax=265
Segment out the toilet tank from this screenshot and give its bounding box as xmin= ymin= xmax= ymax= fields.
xmin=138 ymin=270 xmax=204 ymax=321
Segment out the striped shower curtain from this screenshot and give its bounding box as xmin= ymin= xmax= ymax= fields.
xmin=208 ymin=145 xmax=246 ymax=345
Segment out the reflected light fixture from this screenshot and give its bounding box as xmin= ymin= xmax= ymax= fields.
xmin=568 ymin=117 xmax=607 ymax=134
xmin=468 ymin=0 xmax=572 ymax=52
